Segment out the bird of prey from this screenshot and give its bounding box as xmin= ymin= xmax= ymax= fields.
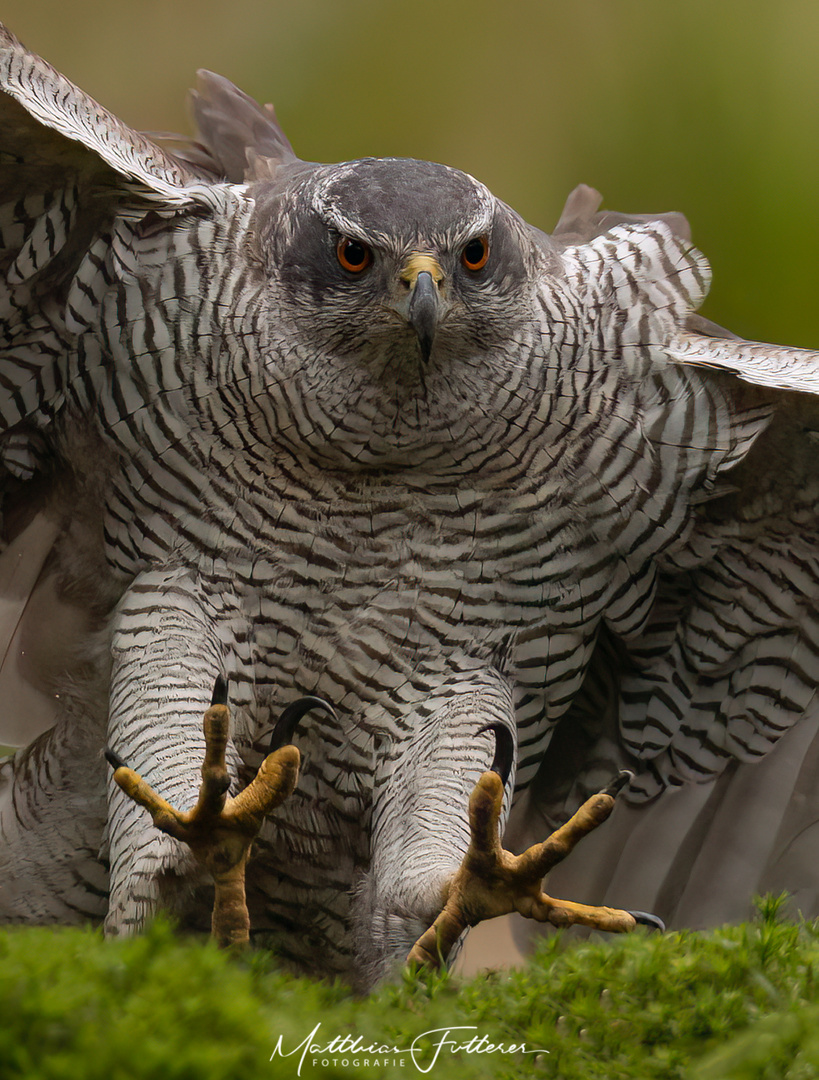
xmin=1 ymin=22 xmax=818 ymax=989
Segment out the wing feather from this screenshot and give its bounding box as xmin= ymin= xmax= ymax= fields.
xmin=0 ymin=27 xmax=302 ymax=754
xmin=669 ymin=327 xmax=819 ymax=394
xmin=0 ymin=23 xmax=212 ymax=205
xmin=0 ymin=22 xmax=238 ymax=750
xmin=508 ymin=201 xmax=819 ymax=938
xmin=187 ymin=70 xmax=299 ymax=182
xmin=0 ymin=510 xmax=61 ymax=744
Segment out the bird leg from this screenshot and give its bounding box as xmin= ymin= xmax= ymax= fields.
xmin=407 ymin=768 xmax=662 ymax=969
xmin=106 ymin=681 xmax=332 ymax=948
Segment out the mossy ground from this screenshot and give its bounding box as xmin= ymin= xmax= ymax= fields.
xmin=1 ymin=896 xmax=817 ymax=1080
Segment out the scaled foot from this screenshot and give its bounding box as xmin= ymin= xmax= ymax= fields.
xmin=106 ymin=679 xmax=332 ymax=948
xmin=407 ymin=764 xmax=663 ymax=969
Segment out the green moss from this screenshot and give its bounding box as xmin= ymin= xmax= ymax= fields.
xmin=2 ymin=901 xmax=819 ymax=1079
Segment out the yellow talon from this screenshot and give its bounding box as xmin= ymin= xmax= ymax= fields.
xmin=407 ymin=770 xmax=651 ymax=970
xmin=108 ymin=696 xmax=301 ymax=949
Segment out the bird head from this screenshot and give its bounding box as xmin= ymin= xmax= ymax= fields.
xmin=246 ymin=157 xmax=541 ymax=468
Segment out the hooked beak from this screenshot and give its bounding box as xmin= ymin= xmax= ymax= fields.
xmin=398 ymin=253 xmax=445 ymax=363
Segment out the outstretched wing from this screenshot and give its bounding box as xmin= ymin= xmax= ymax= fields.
xmin=510 ymin=189 xmax=819 ymax=932
xmin=0 ymin=24 xmax=295 ymax=746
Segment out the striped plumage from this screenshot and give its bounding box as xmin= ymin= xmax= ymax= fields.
xmin=1 ymin=24 xmax=818 ymax=987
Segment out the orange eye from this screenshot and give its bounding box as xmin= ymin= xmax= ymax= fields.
xmin=461 ymin=235 xmax=489 ymax=271
xmin=337 ymin=237 xmax=372 ymax=273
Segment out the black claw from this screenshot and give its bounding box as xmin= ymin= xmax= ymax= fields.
xmin=268 ymin=696 xmax=337 ymax=753
xmin=629 ymin=910 xmax=665 ymax=932
xmin=478 ymin=723 xmax=515 ymax=785
xmin=602 ymin=770 xmax=634 ymax=798
xmin=211 ymin=676 xmax=229 ymax=707
xmin=105 ymin=747 xmax=128 ymax=771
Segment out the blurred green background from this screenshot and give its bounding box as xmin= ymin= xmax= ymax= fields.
xmin=3 ymin=0 xmax=819 ymax=346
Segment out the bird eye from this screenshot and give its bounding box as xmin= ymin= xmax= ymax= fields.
xmin=461 ymin=235 xmax=489 ymax=272
xmin=337 ymin=237 xmax=372 ymax=273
